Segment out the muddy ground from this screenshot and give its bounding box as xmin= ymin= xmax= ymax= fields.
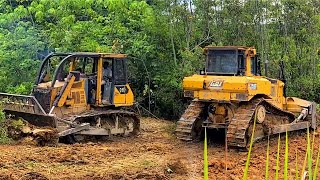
xmin=0 ymin=117 xmax=319 ymax=180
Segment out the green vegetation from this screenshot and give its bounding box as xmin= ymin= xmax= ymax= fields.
xmin=0 ymin=106 xmax=11 ymax=144
xmin=163 ymin=123 xmax=177 ymax=136
xmin=0 ymin=0 xmax=320 ymax=119
xmin=10 ymin=118 xmax=25 ymax=129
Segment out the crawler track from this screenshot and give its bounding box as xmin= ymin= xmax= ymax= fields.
xmin=175 ymin=101 xmax=204 ymax=141
xmin=63 ymin=109 xmax=140 ymax=135
xmin=226 ymin=98 xmax=295 ymax=148
xmin=68 ymin=109 xmax=139 ymax=128
xmin=6 ymin=108 xmax=140 ymax=144
xmin=177 ymin=98 xmax=297 ymax=148
xmin=226 ymin=98 xmax=263 ymax=148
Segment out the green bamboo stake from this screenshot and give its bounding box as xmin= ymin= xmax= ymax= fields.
xmin=243 ymin=113 xmax=257 ymax=180
xmin=284 ymin=130 xmax=289 ymax=180
xmin=311 ymin=131 xmax=316 ymax=157
xmin=307 ymin=128 xmax=313 ymax=180
xmin=275 ymin=134 xmax=281 ymax=180
xmin=295 ymin=148 xmax=299 ymax=180
xmin=312 ymin=145 xmax=320 ymax=180
xmin=204 ymin=127 xmax=208 ymax=180
xmin=265 ymin=135 xmax=270 ymax=180
xmin=300 ymin=150 xmax=308 ymax=179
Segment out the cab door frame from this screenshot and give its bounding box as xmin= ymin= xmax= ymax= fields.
xmin=111 ymin=58 xmax=129 ymax=105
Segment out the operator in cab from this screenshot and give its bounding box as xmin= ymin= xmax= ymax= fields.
xmin=102 ymin=61 xmax=112 ymax=104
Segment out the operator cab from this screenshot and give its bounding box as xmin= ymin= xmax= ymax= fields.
xmin=202 ymin=46 xmax=261 ymax=76
xmin=33 ymin=53 xmax=130 ymax=112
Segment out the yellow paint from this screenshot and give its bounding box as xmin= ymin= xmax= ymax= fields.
xmin=36 ymin=53 xmax=136 ymax=116
xmin=184 ymin=74 xmax=287 ymax=109
xmin=50 ymin=88 xmax=58 ymax=107
xmin=285 ymin=97 xmax=312 ymax=113
xmin=96 ymin=57 xmax=103 ymax=105
xmin=114 ymin=84 xmax=134 ymax=107
xmin=68 ymin=88 xmax=87 ymax=107
xmin=182 ymin=46 xmax=299 ymax=110
xmin=125 ymin=84 xmax=134 ymax=105
xmin=113 ymin=87 xmax=126 ymax=104
xmin=57 ymin=75 xmax=75 ymax=107
xmin=50 ymin=79 xmax=87 ymax=114
xmin=244 ymin=47 xmax=256 ymax=77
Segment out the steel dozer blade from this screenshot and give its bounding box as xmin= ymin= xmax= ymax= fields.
xmin=0 ymin=93 xmax=56 ymax=127
xmin=0 ymin=93 xmax=61 ymax=146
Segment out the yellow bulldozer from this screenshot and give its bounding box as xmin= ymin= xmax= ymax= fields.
xmin=176 ymin=46 xmax=317 ymax=148
xmin=0 ymin=52 xmax=139 ymax=143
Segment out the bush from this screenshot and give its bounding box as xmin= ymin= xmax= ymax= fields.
xmin=0 ymin=105 xmax=11 ymax=144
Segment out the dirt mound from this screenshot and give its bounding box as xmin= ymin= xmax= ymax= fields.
xmin=32 ymin=128 xmax=59 ymax=146
xmin=6 ymin=119 xmax=58 ymax=146
xmin=21 ymin=172 xmax=48 ymax=180
xmin=166 ymin=159 xmax=187 ymax=175
xmin=209 ymin=159 xmax=236 ymax=170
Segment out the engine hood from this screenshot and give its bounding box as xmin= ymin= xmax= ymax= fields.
xmin=182 ymin=74 xmax=276 ymax=92
xmin=183 ymin=75 xmax=251 ymax=91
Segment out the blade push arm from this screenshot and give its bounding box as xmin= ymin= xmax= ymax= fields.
xmin=49 ymin=73 xmax=75 ymax=114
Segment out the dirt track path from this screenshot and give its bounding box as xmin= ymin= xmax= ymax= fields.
xmin=0 ymin=118 xmax=319 ymax=179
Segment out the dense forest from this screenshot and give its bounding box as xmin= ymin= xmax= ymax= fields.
xmin=0 ymin=0 xmax=320 ymax=119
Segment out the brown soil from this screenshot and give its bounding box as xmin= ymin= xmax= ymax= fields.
xmin=0 ymin=117 xmax=319 ymax=179
xmin=6 ymin=119 xmax=58 ymax=146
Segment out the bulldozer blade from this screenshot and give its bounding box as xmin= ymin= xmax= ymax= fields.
xmin=271 ymin=121 xmax=310 ymax=135
xmin=0 ymin=93 xmax=47 ymax=115
xmin=4 ymin=110 xmax=56 ymax=128
xmin=0 ymin=93 xmax=56 ymax=128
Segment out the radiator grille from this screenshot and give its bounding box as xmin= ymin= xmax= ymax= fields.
xmin=71 ymin=91 xmax=86 ymax=104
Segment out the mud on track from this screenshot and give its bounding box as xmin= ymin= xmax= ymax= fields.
xmin=0 ymin=118 xmax=319 ymax=179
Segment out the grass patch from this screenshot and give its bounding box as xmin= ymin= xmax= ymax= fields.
xmin=163 ymin=123 xmax=176 ymax=136
xmin=13 ymin=161 xmax=42 ymax=169
xmin=0 ymin=129 xmax=11 ymax=144
xmin=141 ymin=159 xmax=158 ymax=168
xmin=0 ymin=107 xmax=11 ymax=144
xmin=10 ymin=119 xmax=25 ymax=129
